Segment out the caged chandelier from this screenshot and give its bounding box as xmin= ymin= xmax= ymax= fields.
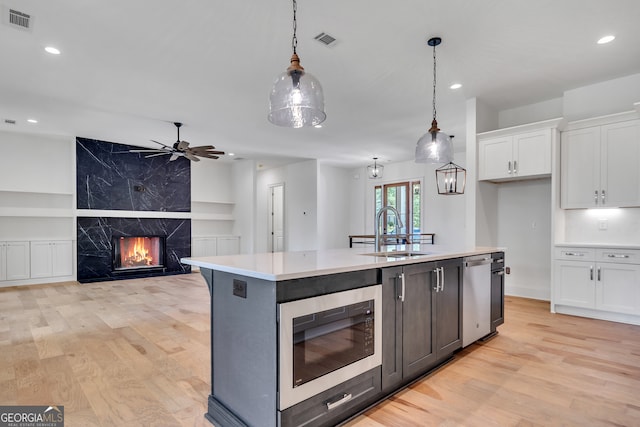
xmin=268 ymin=0 xmax=326 ymax=128
xmin=415 ymin=37 xmax=453 ymax=164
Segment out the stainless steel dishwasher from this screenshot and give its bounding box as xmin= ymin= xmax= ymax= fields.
xmin=462 ymin=255 xmax=492 ymax=347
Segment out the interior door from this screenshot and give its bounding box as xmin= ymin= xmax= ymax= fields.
xmin=268 ymin=184 xmax=284 ymax=252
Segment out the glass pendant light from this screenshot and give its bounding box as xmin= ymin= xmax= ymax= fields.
xmin=268 ymin=0 xmax=326 ymax=128
xmin=367 ymin=157 xmax=384 ymax=179
xmin=415 ymin=37 xmax=453 ymax=164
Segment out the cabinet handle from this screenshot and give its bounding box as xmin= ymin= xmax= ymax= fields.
xmin=507 ymin=161 xmax=512 ymax=174
xmin=326 ymin=393 xmax=352 ymax=411
xmin=601 ymin=190 xmax=606 ymax=205
xmin=590 ymin=266 xmax=593 ymax=281
xmin=594 ymin=190 xmax=599 ymax=205
xmin=597 ymin=267 xmax=601 ymax=281
xmin=433 ymin=268 xmax=440 ymax=292
xmin=564 ymin=252 xmax=584 ymax=257
xmin=440 ymin=267 xmax=445 ymax=292
xmin=494 ymin=270 xmax=505 ymax=276
xmin=513 ymin=160 xmax=517 ymax=174
xmin=607 ymin=254 xmax=630 ymax=258
xmin=398 ymin=273 xmax=405 ymax=302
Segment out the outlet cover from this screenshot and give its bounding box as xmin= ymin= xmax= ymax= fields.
xmin=598 ymin=219 xmax=608 ymax=230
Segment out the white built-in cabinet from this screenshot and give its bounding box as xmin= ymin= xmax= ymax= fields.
xmin=478 ymin=118 xmax=563 ymax=182
xmin=0 ymin=241 xmax=31 ymax=281
xmin=554 ymin=246 xmax=640 ymax=323
xmin=561 ymin=116 xmax=640 ymax=208
xmin=191 ymin=200 xmax=239 ymax=257
xmin=192 ymin=236 xmax=240 ymax=257
xmin=30 ymin=240 xmax=73 ymax=279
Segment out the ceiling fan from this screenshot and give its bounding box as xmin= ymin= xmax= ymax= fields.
xmin=130 ymin=122 xmax=224 ymax=162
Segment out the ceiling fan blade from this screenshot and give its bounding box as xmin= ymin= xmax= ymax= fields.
xmin=130 ymin=149 xmax=167 ymax=153
xmin=150 ymin=139 xmax=174 ymax=150
xmin=170 ymin=153 xmax=181 ymax=161
xmin=189 ymin=146 xmax=225 ymax=156
xmin=145 ymin=152 xmax=171 ymax=158
xmin=184 ymin=152 xmax=200 ymax=162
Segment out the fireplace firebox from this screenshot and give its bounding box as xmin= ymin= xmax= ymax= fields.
xmin=113 ymin=236 xmax=166 ymax=272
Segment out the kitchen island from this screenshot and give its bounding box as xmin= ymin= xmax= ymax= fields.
xmin=181 ymin=244 xmax=502 ymax=427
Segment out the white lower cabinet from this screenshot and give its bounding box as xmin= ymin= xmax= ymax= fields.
xmin=554 ymin=246 xmax=640 ymax=322
xmin=1 ymin=241 xmax=31 ymax=281
xmin=192 ymin=236 xmax=240 ymax=257
xmin=30 ymin=240 xmax=73 ymax=279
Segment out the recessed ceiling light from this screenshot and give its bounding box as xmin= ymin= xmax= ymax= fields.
xmin=450 ymin=83 xmax=462 ymax=90
xmin=314 ymin=124 xmax=323 ymax=128
xmin=44 ymin=46 xmax=60 ymax=55
xmin=27 ymin=119 xmax=38 ymax=123
xmin=228 ymin=152 xmax=235 ymax=156
xmin=597 ymin=35 xmax=615 ymax=44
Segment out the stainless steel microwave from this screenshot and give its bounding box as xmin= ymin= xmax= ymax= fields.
xmin=278 ymin=285 xmax=382 ymax=410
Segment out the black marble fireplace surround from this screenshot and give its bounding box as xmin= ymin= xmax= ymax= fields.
xmin=77 ymin=217 xmax=191 ymax=283
xmin=76 ymin=137 xmax=192 ymax=282
xmin=76 ymin=137 xmax=190 ymax=212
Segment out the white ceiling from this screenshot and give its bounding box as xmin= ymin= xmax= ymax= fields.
xmin=1 ymin=0 xmax=640 ymax=169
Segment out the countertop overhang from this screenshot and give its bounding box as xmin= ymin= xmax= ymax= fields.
xmin=180 ymin=245 xmax=501 ymax=281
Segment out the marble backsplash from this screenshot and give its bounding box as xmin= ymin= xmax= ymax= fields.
xmin=76 ymin=137 xmax=190 ymax=212
xmin=77 ymin=217 xmax=191 ymax=283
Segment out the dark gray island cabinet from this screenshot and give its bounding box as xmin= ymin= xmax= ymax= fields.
xmin=381 ymin=258 xmax=463 ymax=392
xmin=182 ymin=248 xmax=500 ymax=427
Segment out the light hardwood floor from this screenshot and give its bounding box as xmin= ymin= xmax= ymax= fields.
xmin=1 ymin=273 xmax=639 ymax=426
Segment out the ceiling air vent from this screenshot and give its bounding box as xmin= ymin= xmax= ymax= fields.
xmin=4 ymin=119 xmax=16 ymax=125
xmin=314 ymin=32 xmax=337 ymax=47
xmin=2 ymin=7 xmax=33 ymax=31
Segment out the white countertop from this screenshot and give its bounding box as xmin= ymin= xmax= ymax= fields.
xmin=180 ymin=244 xmax=501 ymax=281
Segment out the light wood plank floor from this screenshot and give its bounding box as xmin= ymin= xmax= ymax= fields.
xmin=1 ymin=273 xmax=639 ymax=426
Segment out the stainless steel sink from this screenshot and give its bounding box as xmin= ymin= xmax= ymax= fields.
xmin=360 ymin=251 xmax=433 ymax=258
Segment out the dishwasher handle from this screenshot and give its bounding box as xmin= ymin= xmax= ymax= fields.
xmin=465 ymin=257 xmax=492 ymax=268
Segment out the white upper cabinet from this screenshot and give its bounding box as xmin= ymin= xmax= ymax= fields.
xmin=561 ymin=117 xmax=640 ymax=208
xmin=478 ymin=119 xmax=562 ymax=182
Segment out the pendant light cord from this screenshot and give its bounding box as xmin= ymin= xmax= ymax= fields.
xmin=291 ymin=0 xmax=298 ymax=54
xmin=432 ymin=42 xmax=437 ymax=121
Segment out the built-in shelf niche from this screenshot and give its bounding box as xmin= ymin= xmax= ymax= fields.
xmin=0 ymin=190 xmax=74 ymax=218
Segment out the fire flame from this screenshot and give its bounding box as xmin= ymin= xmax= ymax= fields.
xmin=120 ymin=237 xmax=159 ymax=268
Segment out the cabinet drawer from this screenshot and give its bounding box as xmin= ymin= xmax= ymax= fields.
xmin=555 ymin=247 xmax=595 ymax=261
xmin=596 ymin=249 xmax=640 ymax=265
xmin=278 ymin=367 xmax=381 ymax=427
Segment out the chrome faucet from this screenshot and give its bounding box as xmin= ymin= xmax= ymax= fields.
xmin=375 ymin=206 xmax=404 ymax=252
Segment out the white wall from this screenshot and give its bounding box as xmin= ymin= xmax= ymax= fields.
xmin=563 ymin=73 xmax=640 ymax=121
xmin=191 ymin=161 xmax=233 ymax=202
xmin=498 ymin=98 xmax=563 ymax=128
xmin=563 ymin=208 xmax=640 ymax=244
xmin=286 ymin=160 xmax=318 ymax=251
xmin=254 ymin=160 xmax=319 ymax=253
xmin=317 ymin=163 xmax=350 ymax=250
xmin=496 ymin=179 xmax=552 ymax=300
xmin=232 ymin=159 xmax=256 ymax=253
xmin=0 ymin=131 xmax=74 ymax=194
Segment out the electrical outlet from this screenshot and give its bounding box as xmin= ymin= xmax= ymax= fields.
xmin=233 ymin=279 xmax=247 ymax=298
xmin=598 ymin=219 xmax=608 ymax=230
